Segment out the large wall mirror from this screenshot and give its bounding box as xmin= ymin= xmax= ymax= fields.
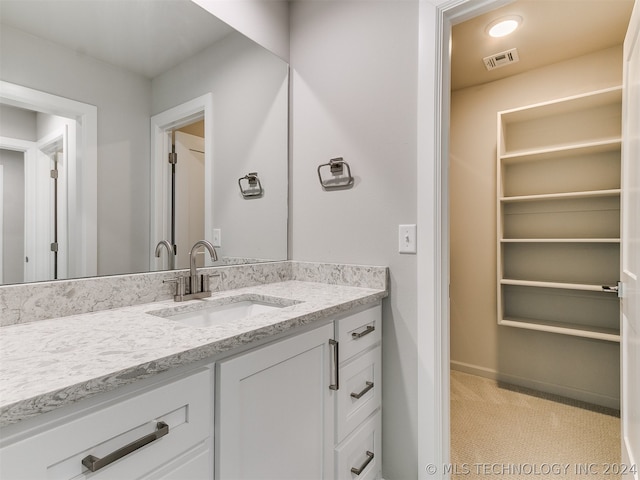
xmin=0 ymin=0 xmax=289 ymax=285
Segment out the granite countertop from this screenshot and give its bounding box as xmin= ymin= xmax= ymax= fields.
xmin=0 ymin=280 xmax=386 ymax=428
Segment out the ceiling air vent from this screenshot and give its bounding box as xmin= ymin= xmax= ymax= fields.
xmin=483 ymin=48 xmax=520 ymax=71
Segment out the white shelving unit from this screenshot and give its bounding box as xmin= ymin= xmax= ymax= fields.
xmin=497 ymin=86 xmax=622 ymax=342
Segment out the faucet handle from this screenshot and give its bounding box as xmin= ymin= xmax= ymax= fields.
xmin=164 ymin=276 xmax=186 ymax=298
xmin=203 ymin=273 xmax=222 ymax=293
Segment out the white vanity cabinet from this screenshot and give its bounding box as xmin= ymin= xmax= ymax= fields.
xmin=0 ymin=299 xmax=383 ymax=480
xmin=0 ymin=369 xmax=212 ymax=480
xmin=334 ymin=304 xmax=382 ymax=480
xmin=216 ymin=322 xmax=336 ymax=479
xmin=216 ymin=303 xmax=382 ymax=480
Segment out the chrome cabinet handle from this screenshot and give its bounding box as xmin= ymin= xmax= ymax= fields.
xmin=81 ymin=421 xmax=169 ymax=472
xmin=351 ymin=325 xmax=375 ymax=339
xmin=351 ymin=451 xmax=374 ymax=475
xmin=350 ymin=381 xmax=374 ymax=399
xmin=329 ymin=339 xmax=339 ymax=390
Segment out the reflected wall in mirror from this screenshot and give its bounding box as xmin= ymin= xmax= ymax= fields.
xmin=0 ymin=0 xmax=289 ymax=285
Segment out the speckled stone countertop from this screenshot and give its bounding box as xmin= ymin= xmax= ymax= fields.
xmin=0 ymin=280 xmax=386 ymax=427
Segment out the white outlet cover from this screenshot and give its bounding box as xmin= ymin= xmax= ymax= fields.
xmin=399 ymin=224 xmax=417 ymax=254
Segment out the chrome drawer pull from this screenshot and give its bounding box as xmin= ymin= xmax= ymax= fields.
xmin=81 ymin=421 xmax=169 ymax=472
xmin=351 ymin=325 xmax=375 ymax=339
xmin=350 ymin=381 xmax=374 ymax=399
xmin=329 ymin=339 xmax=339 ymax=390
xmin=351 ymin=451 xmax=374 ymax=475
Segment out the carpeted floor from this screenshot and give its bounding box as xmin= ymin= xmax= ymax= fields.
xmin=450 ymin=370 xmax=621 ymax=479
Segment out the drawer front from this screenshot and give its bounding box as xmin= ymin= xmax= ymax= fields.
xmin=337 ymin=346 xmax=381 ymax=442
xmin=335 ymin=411 xmax=381 ymax=480
xmin=336 ymin=304 xmax=381 ymax=362
xmin=0 ymin=369 xmax=212 ymax=480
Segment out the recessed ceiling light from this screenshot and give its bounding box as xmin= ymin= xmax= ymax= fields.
xmin=487 ymin=16 xmax=522 ymax=38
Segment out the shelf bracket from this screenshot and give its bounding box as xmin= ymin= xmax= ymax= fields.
xmin=602 ymin=281 xmax=622 ymax=298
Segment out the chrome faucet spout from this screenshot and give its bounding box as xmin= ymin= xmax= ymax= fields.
xmin=189 ymin=240 xmax=218 ymax=294
xmin=154 ymin=240 xmax=175 ymax=270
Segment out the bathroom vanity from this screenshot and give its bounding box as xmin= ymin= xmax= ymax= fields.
xmin=0 ymin=262 xmax=386 ymax=479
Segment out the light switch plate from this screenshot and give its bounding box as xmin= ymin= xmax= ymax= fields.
xmin=399 ymin=224 xmax=417 ymax=254
xmin=212 ymin=228 xmax=222 ymax=247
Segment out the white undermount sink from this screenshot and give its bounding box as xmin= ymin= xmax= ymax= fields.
xmin=155 ymin=298 xmax=287 ymax=328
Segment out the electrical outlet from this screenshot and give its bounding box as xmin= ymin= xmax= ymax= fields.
xmin=398 ymin=224 xmax=417 ymax=254
xmin=212 ymin=228 xmax=222 ymax=247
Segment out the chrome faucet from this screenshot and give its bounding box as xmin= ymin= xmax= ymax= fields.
xmin=164 ymin=239 xmax=220 ymax=302
xmin=189 ymin=239 xmax=218 ymax=294
xmin=154 ymin=240 xmax=175 ymax=270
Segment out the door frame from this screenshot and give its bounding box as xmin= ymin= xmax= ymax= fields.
xmin=0 ymin=164 xmax=3 ymax=283
xmin=416 ymin=0 xmax=518 ymax=477
xmin=37 ymin=127 xmax=69 ymax=281
xmin=418 ymin=1 xmax=632 ymax=478
xmin=0 ymin=137 xmax=36 ymax=283
xmin=150 ymin=93 xmax=213 ymax=270
xmin=0 ymin=81 xmax=97 ymax=279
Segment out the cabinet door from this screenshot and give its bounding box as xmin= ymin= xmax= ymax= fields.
xmin=217 ymin=323 xmax=335 ymax=480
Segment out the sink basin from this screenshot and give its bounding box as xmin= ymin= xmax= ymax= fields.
xmin=156 ymin=299 xmax=286 ymax=328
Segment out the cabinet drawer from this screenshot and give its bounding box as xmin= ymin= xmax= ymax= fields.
xmin=336 ymin=304 xmax=381 ymax=362
xmin=0 ymin=369 xmax=212 ymax=480
xmin=337 ymin=346 xmax=381 ymax=442
xmin=335 ymin=411 xmax=381 ymax=480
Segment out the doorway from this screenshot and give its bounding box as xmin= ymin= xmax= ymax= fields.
xmin=150 ymin=93 xmax=213 ymax=271
xmin=172 ymin=123 xmax=206 ymax=269
xmin=0 ymin=81 xmax=97 ymax=281
xmin=447 ymin=0 xmax=632 ymax=474
xmin=415 ymin=0 xmax=637 ymax=477
xmin=0 ymin=113 xmax=74 ymax=284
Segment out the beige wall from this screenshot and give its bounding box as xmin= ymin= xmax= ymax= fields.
xmin=450 ymin=46 xmax=623 ymax=408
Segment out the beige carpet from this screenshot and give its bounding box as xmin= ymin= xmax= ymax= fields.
xmin=450 ymin=370 xmax=621 ymax=479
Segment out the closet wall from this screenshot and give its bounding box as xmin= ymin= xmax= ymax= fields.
xmin=450 ymin=45 xmax=622 ymax=408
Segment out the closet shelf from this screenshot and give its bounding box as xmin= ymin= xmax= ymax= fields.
xmin=499 ymin=86 xmax=622 ymax=121
xmin=500 ymin=278 xmax=619 ymax=292
xmin=500 ymin=189 xmax=620 ymax=203
xmin=499 ymin=317 xmax=620 ymax=343
xmin=497 ymin=86 xmax=622 ymax=339
xmin=501 ymin=238 xmax=620 ymax=243
xmin=500 ymin=138 xmax=621 ymax=163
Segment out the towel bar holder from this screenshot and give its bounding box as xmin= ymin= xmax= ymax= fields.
xmin=317 ymin=157 xmax=354 ymax=190
xmin=238 ymin=172 xmax=263 ymax=198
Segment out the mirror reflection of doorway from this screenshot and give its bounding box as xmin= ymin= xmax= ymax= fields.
xmin=0 ymin=148 xmax=24 ymax=284
xmin=150 ymin=93 xmax=213 ymax=273
xmin=0 ymin=117 xmax=70 ymax=284
xmin=171 ymin=121 xmax=205 ymax=270
xmin=0 ymin=83 xmax=97 ymax=284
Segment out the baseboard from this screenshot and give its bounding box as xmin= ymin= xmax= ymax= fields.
xmin=450 ymin=360 xmax=620 ymax=410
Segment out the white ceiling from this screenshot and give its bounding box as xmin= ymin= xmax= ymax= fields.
xmin=0 ymin=0 xmax=235 ymax=79
xmin=451 ymin=0 xmax=635 ymax=91
xmin=2 ymin=0 xmax=633 ymax=88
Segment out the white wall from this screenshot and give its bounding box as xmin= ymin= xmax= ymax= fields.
xmin=289 ymin=2 xmax=419 ymax=478
xmin=152 ymin=31 xmax=289 ymax=262
xmin=450 ymin=46 xmax=623 ymax=408
xmin=0 ymin=104 xmax=37 ymax=141
xmin=193 ymin=0 xmax=290 ymax=62
xmin=0 ymin=25 xmax=152 ymax=277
